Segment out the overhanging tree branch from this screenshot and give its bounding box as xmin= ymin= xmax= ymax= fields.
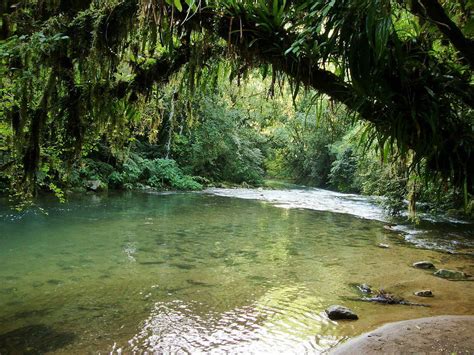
xmin=183 ymin=5 xmax=473 ymax=188
xmin=413 ymin=0 xmax=474 ymax=67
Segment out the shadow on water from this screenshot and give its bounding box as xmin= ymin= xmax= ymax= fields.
xmin=0 ymin=324 xmax=76 ymax=354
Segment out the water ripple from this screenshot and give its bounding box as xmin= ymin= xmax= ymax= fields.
xmin=205 ymin=188 xmax=474 ymax=254
xmin=126 ymin=286 xmax=339 ymax=353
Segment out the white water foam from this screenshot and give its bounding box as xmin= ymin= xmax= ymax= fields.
xmin=205 ymin=187 xmax=385 ymax=221
xmin=205 ymin=187 xmax=474 ymax=254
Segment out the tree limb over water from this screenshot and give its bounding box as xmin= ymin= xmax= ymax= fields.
xmin=1 ymin=0 xmax=473 ymax=193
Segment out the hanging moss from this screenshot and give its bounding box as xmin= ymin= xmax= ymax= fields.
xmin=0 ymin=0 xmax=473 ymax=200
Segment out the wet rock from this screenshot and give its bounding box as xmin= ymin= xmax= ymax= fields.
xmin=358 ymin=289 xmax=430 ymax=307
xmin=85 ymin=180 xmax=105 ymax=192
xmin=361 ymin=289 xmax=403 ymax=304
xmin=383 ymin=224 xmax=397 ymax=232
xmin=412 ymin=261 xmax=435 ymax=269
xmin=357 ymin=284 xmax=372 ymax=294
xmin=325 ymin=305 xmax=358 ymax=320
xmin=378 ymin=243 xmax=390 ymax=249
xmin=414 ymin=290 xmax=433 ymax=297
xmin=434 ymin=269 xmax=468 ymax=280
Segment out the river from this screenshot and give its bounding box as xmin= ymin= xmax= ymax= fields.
xmin=0 ymin=187 xmax=473 ymax=353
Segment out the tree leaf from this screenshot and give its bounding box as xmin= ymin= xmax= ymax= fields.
xmin=174 ymin=0 xmax=183 ymax=12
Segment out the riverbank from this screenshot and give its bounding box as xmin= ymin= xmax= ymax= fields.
xmin=331 ymin=315 xmax=474 ymax=354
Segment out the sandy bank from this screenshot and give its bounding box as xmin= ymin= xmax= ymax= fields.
xmin=331 ymin=315 xmax=474 ymax=354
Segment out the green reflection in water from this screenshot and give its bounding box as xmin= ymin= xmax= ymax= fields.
xmin=0 ymin=192 xmax=473 ymax=353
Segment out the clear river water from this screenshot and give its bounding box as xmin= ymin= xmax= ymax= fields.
xmin=0 ymin=187 xmax=473 ymax=353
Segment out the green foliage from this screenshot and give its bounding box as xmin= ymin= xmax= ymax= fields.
xmin=273 ymin=124 xmax=335 ymax=186
xmin=48 ymin=183 xmax=66 ymax=203
xmin=328 ymin=148 xmax=359 ymax=193
xmin=110 ymin=153 xmax=202 ymax=191
xmin=172 ymin=94 xmax=265 ymax=185
xmin=72 ymin=159 xmax=115 ymax=184
xmin=265 ymin=97 xmax=351 ymax=188
xmin=1 ymin=0 xmax=473 ymax=217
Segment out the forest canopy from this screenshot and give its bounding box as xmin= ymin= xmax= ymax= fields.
xmin=0 ymin=0 xmax=473 ymax=205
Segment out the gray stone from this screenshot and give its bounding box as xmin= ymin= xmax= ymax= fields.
xmin=378 ymin=243 xmax=390 ymax=248
xmin=434 ymin=269 xmax=467 ymax=280
xmin=414 ymin=290 xmax=433 ymax=297
xmin=326 ymin=305 xmax=358 ymax=320
xmin=361 ymin=290 xmax=405 ymax=305
xmin=85 ymin=180 xmax=103 ymax=192
xmin=357 ymin=284 xmax=372 ymax=294
xmin=412 ymin=261 xmax=435 ymax=269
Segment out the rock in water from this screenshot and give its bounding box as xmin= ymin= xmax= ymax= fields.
xmin=434 ymin=269 xmax=467 ymax=280
xmin=378 ymin=243 xmax=390 ymax=248
xmin=361 ymin=289 xmax=403 ymax=304
xmin=326 ymin=305 xmax=358 ymax=320
xmin=383 ymin=224 xmax=396 ymax=231
xmin=355 ymin=288 xmax=430 ymax=306
xmin=357 ymin=284 xmax=372 ymax=294
xmin=86 ymin=179 xmax=102 ymax=191
xmin=414 ymin=290 xmax=433 ymax=297
xmin=412 ymin=261 xmax=435 ymax=269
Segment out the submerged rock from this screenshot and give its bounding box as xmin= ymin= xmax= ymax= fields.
xmin=170 ymin=263 xmax=195 ymax=270
xmin=414 ymin=290 xmax=433 ymax=297
xmin=434 ymin=269 xmax=468 ymax=280
xmin=412 ymin=261 xmax=435 ymax=269
xmin=378 ymin=243 xmax=390 ymax=249
xmin=325 ymin=305 xmax=358 ymax=320
xmin=46 ymin=279 xmax=62 ymax=285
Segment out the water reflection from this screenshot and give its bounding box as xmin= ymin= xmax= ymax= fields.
xmin=128 ymin=285 xmax=340 ymax=353
xmin=0 ymin=191 xmax=472 ymax=353
xmin=206 ymin=188 xmax=474 ymax=254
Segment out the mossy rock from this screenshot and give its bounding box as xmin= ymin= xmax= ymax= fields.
xmin=434 ymin=269 xmax=468 ymax=280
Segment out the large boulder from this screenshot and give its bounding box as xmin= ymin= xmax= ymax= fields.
xmin=325 ymin=305 xmax=358 ymax=320
xmin=412 ymin=261 xmax=435 ymax=269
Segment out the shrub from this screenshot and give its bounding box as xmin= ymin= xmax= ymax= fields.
xmin=328 ymin=148 xmax=359 ymax=193
xmin=108 ymin=154 xmax=202 ymax=191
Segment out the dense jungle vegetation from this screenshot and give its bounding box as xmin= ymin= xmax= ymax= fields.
xmin=0 ymin=0 xmax=473 ymax=216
